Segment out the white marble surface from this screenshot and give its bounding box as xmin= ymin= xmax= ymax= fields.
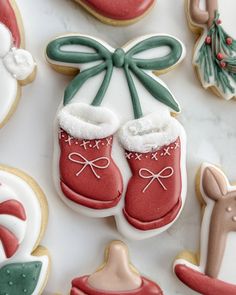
xmin=1 ymin=0 xmax=236 ymax=294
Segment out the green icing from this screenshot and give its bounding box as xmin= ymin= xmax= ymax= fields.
xmin=196 ymin=11 xmax=236 ymax=95
xmin=46 ymin=35 xmax=183 ymax=117
xmin=0 ymin=261 xmax=42 ymax=295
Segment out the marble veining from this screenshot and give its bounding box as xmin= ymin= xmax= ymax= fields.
xmin=0 ymin=0 xmax=236 ymax=294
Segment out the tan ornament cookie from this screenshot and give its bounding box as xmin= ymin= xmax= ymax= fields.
xmin=70 ymin=241 xmax=163 ymax=294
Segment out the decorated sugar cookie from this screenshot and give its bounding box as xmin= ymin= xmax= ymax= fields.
xmin=73 ymin=0 xmax=156 ymax=26
xmin=70 ymin=241 xmax=163 ymax=294
xmin=0 ymin=165 xmax=49 ymax=295
xmin=187 ymin=0 xmax=236 ymax=99
xmin=0 ymin=0 xmax=36 ymax=128
xmin=46 ymin=33 xmax=187 ymax=239
xmin=174 ymin=163 xmax=236 ymax=295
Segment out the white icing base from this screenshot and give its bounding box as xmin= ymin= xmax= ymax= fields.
xmin=51 ymin=33 xmax=187 ymax=240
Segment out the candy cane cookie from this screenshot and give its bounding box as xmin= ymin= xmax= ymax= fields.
xmin=0 ymin=165 xmax=49 ymax=295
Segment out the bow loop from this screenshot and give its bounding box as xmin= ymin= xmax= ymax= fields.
xmin=126 ymin=36 xmax=183 ymax=71
xmin=46 ymin=35 xmax=184 ymax=115
xmin=68 ymin=152 xmax=110 ymax=179
xmin=139 ymin=166 xmax=174 ymax=193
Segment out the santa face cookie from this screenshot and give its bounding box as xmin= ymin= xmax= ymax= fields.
xmin=73 ymin=0 xmax=156 ymax=26
xmin=174 ymin=163 xmax=236 ymax=295
xmin=0 ymin=0 xmax=36 ymax=128
xmin=0 ymin=165 xmax=49 ymax=295
xmin=186 ymin=0 xmax=236 ymax=100
xmin=70 ymin=241 xmax=163 ymax=295
xmin=46 ymin=33 xmax=187 ymax=239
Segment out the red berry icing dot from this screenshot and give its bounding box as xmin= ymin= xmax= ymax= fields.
xmin=226 ymin=37 xmax=233 ymax=45
xmin=217 ymin=53 xmax=224 ymax=60
xmin=205 ymin=36 xmax=211 ymax=45
xmin=217 ymin=19 xmax=222 ymax=25
xmin=220 ymin=61 xmax=226 ymax=68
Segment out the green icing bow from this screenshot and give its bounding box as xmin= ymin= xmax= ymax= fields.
xmin=46 ymin=35 xmax=183 ymax=118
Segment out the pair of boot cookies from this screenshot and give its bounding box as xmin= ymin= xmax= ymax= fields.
xmin=46 ymin=32 xmax=187 ymax=240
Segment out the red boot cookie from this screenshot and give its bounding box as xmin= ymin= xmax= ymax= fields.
xmin=70 ymin=241 xmax=163 ymax=295
xmin=119 ymin=111 xmax=185 ymax=231
xmin=57 ymin=102 xmax=123 ymax=211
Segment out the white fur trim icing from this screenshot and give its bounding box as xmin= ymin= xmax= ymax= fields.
xmin=119 ymin=110 xmax=181 ymax=153
xmin=3 ymin=48 xmax=35 ymax=80
xmin=58 ymin=102 xmax=119 ymax=140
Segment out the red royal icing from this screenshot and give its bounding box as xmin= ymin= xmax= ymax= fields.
xmin=59 ymin=129 xmax=123 ymax=210
xmin=123 ymin=138 xmax=182 ymax=231
xmin=0 ymin=200 xmax=26 ymax=220
xmin=80 ymin=0 xmax=155 ymax=21
xmin=71 ymin=276 xmax=163 ymax=295
xmin=0 ymin=225 xmax=19 ymax=258
xmin=175 ymin=264 xmax=236 ymax=295
xmin=0 ymin=0 xmax=21 ymax=47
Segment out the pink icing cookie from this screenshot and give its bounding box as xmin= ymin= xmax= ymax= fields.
xmin=0 ymin=0 xmax=36 ymax=128
xmin=70 ymin=241 xmax=163 ymax=295
xmin=73 ymin=0 xmax=156 ymax=25
xmin=174 ymin=163 xmax=236 ymax=294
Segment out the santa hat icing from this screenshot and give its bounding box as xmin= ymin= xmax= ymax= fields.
xmin=0 ymin=0 xmax=21 ymax=47
xmin=0 ymin=1 xmax=35 ymax=81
